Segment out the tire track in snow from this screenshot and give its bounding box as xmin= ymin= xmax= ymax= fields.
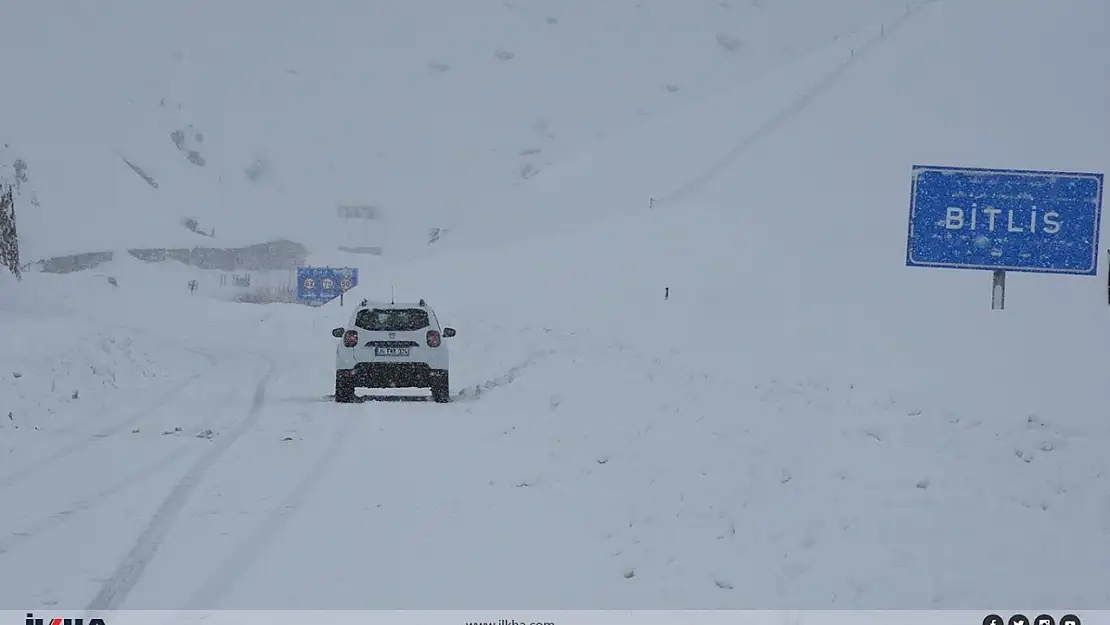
xmin=0 ymin=382 xmax=245 ymax=557
xmin=43 ymin=344 xmax=217 ymax=437
xmin=0 ymin=446 xmax=196 ymax=557
xmin=453 ymin=328 xmax=569 ymax=403
xmin=0 ymin=350 xmax=219 ymax=494
xmin=453 ymin=349 xmax=551 ymax=402
xmin=85 ymin=355 xmax=276 ymax=611
xmin=172 ymin=335 xmax=558 ymax=605
xmin=451 ymin=325 xmax=571 ymax=402
xmin=183 ymin=407 xmax=358 ymax=609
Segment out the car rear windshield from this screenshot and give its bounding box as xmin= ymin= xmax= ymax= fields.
xmin=355 ymin=308 xmax=430 ymax=332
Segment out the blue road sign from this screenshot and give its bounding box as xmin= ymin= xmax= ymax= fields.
xmin=296 ymin=267 xmax=359 ymax=303
xmin=907 ymin=165 xmax=1104 ymax=275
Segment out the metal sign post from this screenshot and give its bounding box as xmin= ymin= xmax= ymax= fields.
xmin=991 ymin=270 xmax=1005 ymax=310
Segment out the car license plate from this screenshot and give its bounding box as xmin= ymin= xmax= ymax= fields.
xmin=375 ymin=347 xmax=410 ymax=357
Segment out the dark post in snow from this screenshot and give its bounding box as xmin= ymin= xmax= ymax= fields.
xmin=664 ymin=287 xmax=669 ymax=300
xmin=991 ymin=270 xmax=1005 ymax=310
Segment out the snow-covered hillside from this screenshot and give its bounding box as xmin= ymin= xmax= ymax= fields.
xmin=3 ymin=0 xmax=910 ymax=262
xmin=2 ymin=0 xmax=1110 ymax=612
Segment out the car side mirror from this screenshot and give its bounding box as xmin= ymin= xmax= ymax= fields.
xmin=443 ymin=327 xmax=456 ymax=338
xmin=332 ymin=327 xmax=344 ymax=338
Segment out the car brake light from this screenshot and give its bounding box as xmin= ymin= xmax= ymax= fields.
xmin=426 ymin=330 xmax=441 ymax=348
xmin=343 ymin=330 xmax=358 ymax=347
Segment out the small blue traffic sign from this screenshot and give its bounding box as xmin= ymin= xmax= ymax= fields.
xmin=296 ymin=267 xmax=359 ymax=303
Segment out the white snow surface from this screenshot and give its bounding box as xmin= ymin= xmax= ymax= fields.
xmin=3 ymin=0 xmax=1110 ymax=611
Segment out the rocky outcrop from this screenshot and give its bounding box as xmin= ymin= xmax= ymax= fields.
xmin=28 ymin=240 xmax=308 ymax=274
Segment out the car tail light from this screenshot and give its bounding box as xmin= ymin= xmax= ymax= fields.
xmin=343 ymin=330 xmax=359 ymax=347
xmin=426 ymin=330 xmax=441 ymax=348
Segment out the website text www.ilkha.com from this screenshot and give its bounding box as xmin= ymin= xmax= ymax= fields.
xmin=465 ymin=619 xmax=554 ymax=625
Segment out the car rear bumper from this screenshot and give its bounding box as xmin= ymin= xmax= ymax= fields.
xmin=336 ymin=349 xmax=448 ymax=372
xmin=338 ymin=362 xmax=446 ymax=389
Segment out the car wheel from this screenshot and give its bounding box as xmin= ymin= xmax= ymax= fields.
xmin=335 ymin=372 xmax=356 ymax=403
xmin=431 ymin=371 xmax=450 ymax=403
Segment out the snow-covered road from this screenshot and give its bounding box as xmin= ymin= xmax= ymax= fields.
xmin=0 ymin=312 xmax=612 ymax=609
xmin=4 ymin=294 xmax=1110 ymax=610
xmin=1 ymin=342 xmax=271 ymax=607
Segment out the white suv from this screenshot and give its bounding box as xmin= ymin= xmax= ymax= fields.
xmin=332 ymin=298 xmax=456 ymax=403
